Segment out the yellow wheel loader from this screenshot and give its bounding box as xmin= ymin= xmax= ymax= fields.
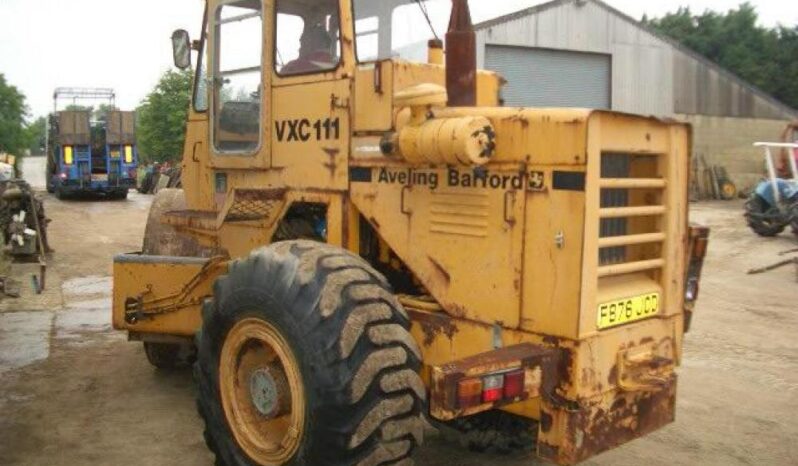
xmin=112 ymin=0 xmax=710 ymax=464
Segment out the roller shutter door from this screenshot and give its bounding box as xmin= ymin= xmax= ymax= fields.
xmin=486 ymin=45 xmax=611 ymax=109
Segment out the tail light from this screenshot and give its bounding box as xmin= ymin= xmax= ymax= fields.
xmin=431 ymin=343 xmax=556 ymax=421
xmin=64 ymin=146 xmax=74 ymax=165
xmin=457 ymin=378 xmax=482 ymax=408
xmin=481 ymin=374 xmax=504 ymax=403
xmin=457 ymin=368 xmax=528 ymax=409
xmin=503 ymin=369 xmax=524 ymax=398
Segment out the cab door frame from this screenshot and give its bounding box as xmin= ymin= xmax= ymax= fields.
xmin=207 ymin=0 xmax=273 ymax=171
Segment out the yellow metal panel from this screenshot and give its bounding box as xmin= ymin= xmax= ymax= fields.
xmin=271 ymin=79 xmax=350 ymax=191
xmin=353 ymin=62 xmax=393 ymax=132
xmin=520 ymin=168 xmax=586 ymax=338
xmin=351 ymin=166 xmax=526 ymax=328
xmin=662 ymin=124 xmax=690 ymax=318
xmin=432 ymin=107 xmax=591 ymax=166
xmin=182 ymin=116 xmax=215 ymax=211
xmin=63 ymin=146 xmax=73 ymax=165
xmin=391 ymin=61 xmax=502 ymax=107
xmin=112 ymin=257 xmax=224 ymax=337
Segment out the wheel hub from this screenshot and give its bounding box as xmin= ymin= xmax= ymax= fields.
xmin=219 ymin=318 xmax=305 ymax=465
xmin=249 ymin=365 xmax=289 ymax=418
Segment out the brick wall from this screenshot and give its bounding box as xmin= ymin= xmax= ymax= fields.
xmin=676 ymin=114 xmax=792 ymax=196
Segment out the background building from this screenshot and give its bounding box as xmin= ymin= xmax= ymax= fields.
xmin=473 ymin=0 xmax=798 ymax=193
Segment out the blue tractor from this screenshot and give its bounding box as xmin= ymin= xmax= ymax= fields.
xmin=45 ymin=88 xmax=138 ymax=199
xmin=744 ymin=142 xmax=798 ymax=237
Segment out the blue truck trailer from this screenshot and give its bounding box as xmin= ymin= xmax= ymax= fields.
xmin=45 ymin=88 xmax=138 ymax=199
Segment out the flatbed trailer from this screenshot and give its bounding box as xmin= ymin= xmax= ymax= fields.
xmin=46 ymin=88 xmax=138 ymax=199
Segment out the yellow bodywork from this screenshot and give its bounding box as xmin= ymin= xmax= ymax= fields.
xmin=113 ymin=0 xmax=694 ymax=463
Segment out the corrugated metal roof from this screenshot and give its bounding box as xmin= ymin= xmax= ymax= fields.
xmin=474 ymin=0 xmax=798 ymax=118
xmin=474 ymin=0 xmax=567 ymax=31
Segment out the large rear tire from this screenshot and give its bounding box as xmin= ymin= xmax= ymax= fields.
xmin=140 ymin=189 xmax=213 ymax=371
xmin=790 ymin=203 xmax=798 ymax=236
xmin=143 ymin=188 xmax=211 ymax=257
xmin=744 ymin=194 xmax=786 ymax=237
xmin=143 ymin=342 xmax=195 ymax=369
xmin=195 ymin=241 xmax=425 ymax=466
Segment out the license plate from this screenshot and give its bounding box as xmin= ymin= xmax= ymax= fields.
xmin=597 ymin=293 xmax=660 ymax=330
xmin=92 ymin=174 xmax=108 ymax=181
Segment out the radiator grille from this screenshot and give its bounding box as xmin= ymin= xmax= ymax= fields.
xmin=600 ymin=154 xmax=630 ymax=265
xmin=597 ymin=152 xmax=666 ymax=278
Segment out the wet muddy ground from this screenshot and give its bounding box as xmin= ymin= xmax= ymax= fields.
xmin=0 ymin=172 xmax=796 ymax=465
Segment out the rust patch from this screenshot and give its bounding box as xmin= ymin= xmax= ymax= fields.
xmin=608 ymin=364 xmax=618 ymax=386
xmin=446 ymin=0 xmax=477 ymax=106
xmin=537 ymin=441 xmax=559 ymax=460
xmin=541 ymin=378 xmax=677 ymax=465
xmin=540 ymin=410 xmax=553 ymax=433
xmin=408 ymin=309 xmax=458 ymax=346
xmin=542 ymin=335 xmax=561 ymax=346
xmin=506 ymin=113 xmax=530 ymax=128
xmin=557 ymin=350 xmax=574 ymax=392
xmin=577 ymin=380 xmax=675 ymax=463
xmin=444 ymin=301 xmax=468 ymax=318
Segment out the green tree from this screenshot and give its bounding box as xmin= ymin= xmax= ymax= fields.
xmin=64 ymin=104 xmax=94 ymax=114
xmin=644 ymin=3 xmax=798 ymax=109
xmin=0 ymin=73 xmax=31 ymax=157
xmin=25 ymin=116 xmax=47 ymax=156
xmin=94 ymin=103 xmax=117 ymax=123
xmin=136 ymin=69 xmax=193 ymax=163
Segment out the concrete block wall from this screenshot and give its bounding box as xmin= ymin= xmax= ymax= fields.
xmin=677 ymin=114 xmax=791 ymax=195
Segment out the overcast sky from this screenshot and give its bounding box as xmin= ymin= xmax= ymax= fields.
xmin=1 ymin=0 xmax=796 ymax=120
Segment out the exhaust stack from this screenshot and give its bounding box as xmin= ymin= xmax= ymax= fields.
xmin=446 ymin=0 xmax=477 ymax=107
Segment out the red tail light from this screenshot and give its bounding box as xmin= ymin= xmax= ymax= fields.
xmin=457 ymin=368 xmax=530 ymax=409
xmin=481 ymin=374 xmax=504 ymax=403
xmin=503 ymin=370 xmax=525 ymax=398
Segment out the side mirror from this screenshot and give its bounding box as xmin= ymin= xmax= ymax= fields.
xmin=171 ymin=29 xmax=192 ymax=70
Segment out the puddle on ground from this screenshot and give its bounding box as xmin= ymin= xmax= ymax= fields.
xmin=0 ymin=311 xmax=53 ymax=376
xmin=0 ymin=277 xmax=117 ymax=372
xmin=62 ymin=276 xmax=112 ymax=298
xmin=55 ymin=297 xmax=113 ymax=344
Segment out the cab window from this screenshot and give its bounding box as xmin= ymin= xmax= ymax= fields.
xmin=213 ymin=0 xmax=263 ymax=153
xmin=275 ymin=0 xmax=341 ymax=76
xmin=353 ymin=0 xmax=450 ymax=62
xmin=193 ymin=15 xmax=209 ymax=112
